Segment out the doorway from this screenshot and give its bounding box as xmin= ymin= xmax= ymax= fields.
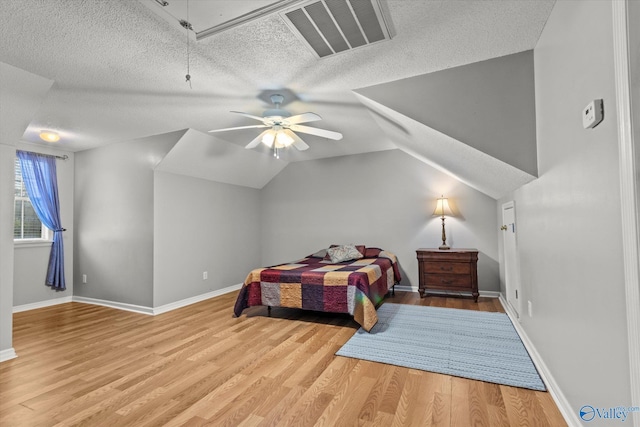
xmin=502 ymin=201 xmax=521 ymax=318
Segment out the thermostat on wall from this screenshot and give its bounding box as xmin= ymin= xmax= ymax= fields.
xmin=583 ymin=99 xmax=604 ymax=129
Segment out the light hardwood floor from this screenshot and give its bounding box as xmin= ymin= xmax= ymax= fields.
xmin=0 ymin=291 xmax=567 ymax=426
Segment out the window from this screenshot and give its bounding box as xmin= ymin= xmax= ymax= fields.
xmin=14 ymin=158 xmax=50 ymax=241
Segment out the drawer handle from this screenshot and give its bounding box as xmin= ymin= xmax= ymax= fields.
xmin=440 ymin=266 xmax=453 ymax=271
xmin=441 ymin=279 xmax=453 ymax=284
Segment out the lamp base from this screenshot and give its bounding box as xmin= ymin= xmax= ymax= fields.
xmin=439 ymin=216 xmax=450 ymax=250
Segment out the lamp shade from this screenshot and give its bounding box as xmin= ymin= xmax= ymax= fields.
xmin=433 ymin=196 xmax=452 ymax=217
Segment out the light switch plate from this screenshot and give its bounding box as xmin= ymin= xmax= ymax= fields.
xmin=583 ymin=99 xmax=604 ymax=129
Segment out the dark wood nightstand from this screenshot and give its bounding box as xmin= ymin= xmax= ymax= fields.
xmin=416 ymin=248 xmax=479 ymax=302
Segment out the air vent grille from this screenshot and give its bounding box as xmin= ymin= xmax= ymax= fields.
xmin=282 ymin=0 xmax=392 ymax=59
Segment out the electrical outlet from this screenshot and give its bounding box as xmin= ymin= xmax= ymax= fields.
xmin=203 ymin=271 xmax=208 ymax=280
xmin=528 ymin=300 xmax=533 ymax=317
xmin=82 ymin=274 xmax=87 ymax=284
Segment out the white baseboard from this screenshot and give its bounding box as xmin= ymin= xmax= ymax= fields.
xmin=13 ymin=296 xmax=73 ymax=313
xmin=72 ymin=296 xmax=154 ymax=315
xmin=479 ymin=290 xmax=501 ymax=298
xmin=393 ymin=285 xmax=500 ymax=299
xmin=13 ymin=284 xmax=243 ymax=317
xmin=153 ymin=283 xmax=242 ymax=315
xmin=11 ymin=285 xmax=496 ymax=315
xmin=393 ymin=284 xmax=418 ymax=293
xmin=499 ymin=294 xmax=581 ymax=427
xmin=0 ymin=347 xmax=17 ymax=362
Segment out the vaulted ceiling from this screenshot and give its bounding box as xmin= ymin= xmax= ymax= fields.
xmin=0 ymin=0 xmax=555 ymax=198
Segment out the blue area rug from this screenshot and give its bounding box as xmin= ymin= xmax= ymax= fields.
xmin=336 ymin=303 xmax=546 ymax=391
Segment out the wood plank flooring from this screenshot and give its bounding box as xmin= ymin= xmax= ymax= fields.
xmin=0 ymin=291 xmax=567 ymax=426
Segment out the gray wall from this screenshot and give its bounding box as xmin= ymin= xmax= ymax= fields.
xmin=356 ymin=51 xmax=538 ymax=177
xmin=0 ymin=61 xmax=53 ymax=357
xmin=498 ymin=0 xmax=632 ymax=415
xmin=76 ymin=144 xmax=500 ymax=308
xmin=13 ymin=143 xmax=74 ymax=306
xmin=153 ymin=171 xmax=261 ymax=306
xmin=632 ymin=0 xmax=640 ymax=231
xmin=0 ymin=144 xmax=15 ymax=354
xmin=74 ymin=132 xmax=180 ymax=307
xmin=259 ymin=149 xmax=500 ymax=292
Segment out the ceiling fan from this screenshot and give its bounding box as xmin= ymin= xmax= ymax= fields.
xmin=208 ymin=94 xmax=343 ymax=157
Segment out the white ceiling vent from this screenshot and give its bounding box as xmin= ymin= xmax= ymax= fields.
xmin=281 ymin=0 xmax=393 ymax=59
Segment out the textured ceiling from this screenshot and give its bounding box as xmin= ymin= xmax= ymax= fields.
xmin=0 ymin=63 xmax=54 ymax=146
xmin=0 ymin=0 xmax=555 ymax=197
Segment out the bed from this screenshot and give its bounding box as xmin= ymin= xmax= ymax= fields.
xmin=233 ymin=246 xmax=401 ymax=332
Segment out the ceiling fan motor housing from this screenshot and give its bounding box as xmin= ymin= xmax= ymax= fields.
xmin=263 ymin=109 xmax=291 ymax=120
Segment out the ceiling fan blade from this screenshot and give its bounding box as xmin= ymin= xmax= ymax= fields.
xmin=289 ymin=124 xmax=343 ymax=140
xmin=284 ymin=129 xmax=309 ymax=151
xmin=285 ymin=112 xmax=322 ymax=125
xmin=245 ymin=130 xmax=270 ymax=149
xmin=230 ymin=111 xmax=267 ymax=122
xmin=208 ymin=124 xmax=269 ymax=133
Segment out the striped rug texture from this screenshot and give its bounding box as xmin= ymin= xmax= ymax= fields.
xmin=336 ymin=303 xmax=546 ymax=391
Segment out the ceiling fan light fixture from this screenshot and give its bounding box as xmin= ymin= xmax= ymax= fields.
xmin=261 ymin=130 xmax=276 ymax=148
xmin=263 ymin=129 xmax=294 ymax=149
xmin=276 ymin=130 xmax=294 ymax=147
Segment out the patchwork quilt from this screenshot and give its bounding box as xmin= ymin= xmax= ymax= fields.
xmin=233 ymin=251 xmax=401 ymax=332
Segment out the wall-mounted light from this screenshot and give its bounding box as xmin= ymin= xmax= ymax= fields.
xmin=39 ymin=131 xmax=60 ymax=143
xmin=433 ymin=195 xmax=453 ymax=250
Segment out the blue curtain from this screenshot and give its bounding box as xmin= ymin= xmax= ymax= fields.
xmin=17 ymin=151 xmax=66 ymax=290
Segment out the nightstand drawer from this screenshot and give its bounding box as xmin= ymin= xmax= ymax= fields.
xmin=425 ymin=274 xmax=471 ymax=288
xmin=424 ymin=262 xmax=470 ymax=275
